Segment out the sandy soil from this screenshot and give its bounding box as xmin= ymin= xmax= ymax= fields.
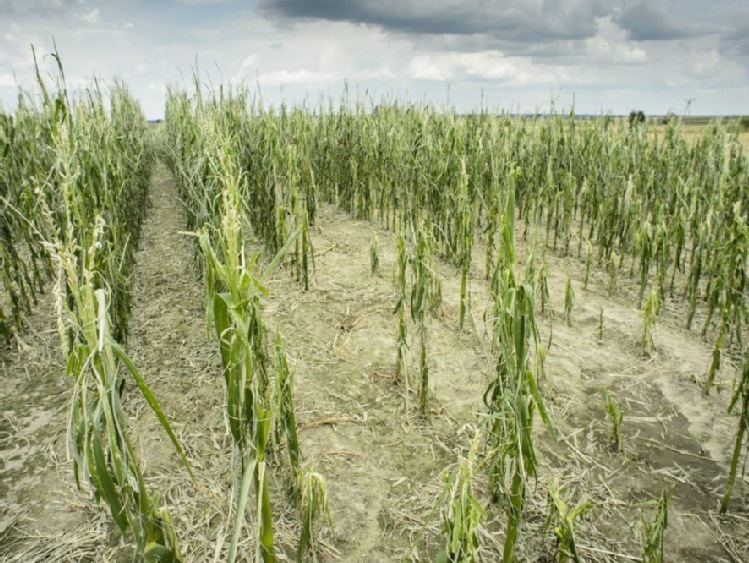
xmin=2 ymin=162 xmax=749 ymax=561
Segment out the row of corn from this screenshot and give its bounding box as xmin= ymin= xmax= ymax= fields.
xmin=1 ymin=53 xmax=190 ymax=561
xmin=162 ymin=86 xmax=330 ymax=561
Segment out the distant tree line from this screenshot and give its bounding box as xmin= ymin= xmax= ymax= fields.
xmin=628 ymin=110 xmax=645 ymax=126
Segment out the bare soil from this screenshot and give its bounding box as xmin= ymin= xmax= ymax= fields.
xmin=2 ymin=162 xmax=748 ymax=561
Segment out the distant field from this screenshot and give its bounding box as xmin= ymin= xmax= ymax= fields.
xmin=634 ymin=115 xmax=749 ymax=150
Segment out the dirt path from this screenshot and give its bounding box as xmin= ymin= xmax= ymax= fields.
xmin=121 ymin=161 xmax=230 ymax=560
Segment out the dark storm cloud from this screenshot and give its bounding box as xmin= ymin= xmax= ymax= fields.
xmin=720 ymin=12 xmax=749 ymax=57
xmin=613 ymin=2 xmax=699 ymax=40
xmin=257 ymin=0 xmax=617 ymax=44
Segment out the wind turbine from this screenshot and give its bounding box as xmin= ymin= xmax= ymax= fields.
xmin=683 ymin=98 xmax=696 ymax=118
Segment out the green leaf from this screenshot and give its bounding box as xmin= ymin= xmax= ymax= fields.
xmin=263 ymin=226 xmax=300 ymax=279
xmin=225 ymin=337 xmax=245 ymax=446
xmin=213 ymin=292 xmax=233 ymax=369
xmin=66 ymin=345 xmax=87 ymax=379
xmin=92 ymin=416 xmax=128 ymax=532
xmin=526 ymin=368 xmax=557 ymax=440
xmin=144 ymin=542 xmax=175 ymax=562
xmin=228 ymin=457 xmax=257 ymax=563
xmin=111 ymin=342 xmax=194 ymax=481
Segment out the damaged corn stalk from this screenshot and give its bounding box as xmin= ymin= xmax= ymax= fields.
xmin=409 ymin=429 xmax=486 ymax=563
xmin=193 ymin=131 xmax=298 ymax=563
xmin=484 ymin=171 xmax=556 ymax=562
xmin=545 ymin=478 xmax=593 ymax=563
xmin=410 ymin=221 xmax=442 ymax=417
xmin=394 ymin=227 xmax=409 ymax=389
xmin=28 ymin=56 xmax=185 ymax=561
xmin=274 ymin=330 xmax=301 ymax=502
xmin=437 ymin=431 xmax=486 ymax=563
xmin=52 ymin=219 xmax=191 ymax=562
xmin=296 ymin=469 xmax=332 ymax=562
xmin=721 ymin=347 xmax=749 ymax=513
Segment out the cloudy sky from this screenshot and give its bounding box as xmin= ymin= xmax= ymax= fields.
xmin=1 ymin=0 xmax=747 ymax=119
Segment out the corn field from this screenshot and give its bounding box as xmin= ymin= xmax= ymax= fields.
xmin=3 ymin=61 xmax=749 ymax=561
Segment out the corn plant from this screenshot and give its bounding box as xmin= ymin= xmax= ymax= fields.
xmin=484 ymin=178 xmax=556 ymax=562
xmin=433 ymin=431 xmax=486 ymax=563
xmin=538 ymin=250 xmax=551 ymax=317
xmin=684 ymin=232 xmax=705 ymax=331
xmin=1 ymin=50 xmax=152 ymax=347
xmin=457 ymin=158 xmax=474 ymax=330
xmin=704 ymin=322 xmax=726 ymax=394
xmin=485 ymin=272 xmax=555 ymax=562
xmin=485 ymin=167 xmax=502 ymax=280
xmin=703 ymin=205 xmax=749 ymax=393
xmin=410 ymin=222 xmax=442 ymax=417
xmin=583 ymin=240 xmax=593 ymax=290
xmin=282 ymin=141 xmax=316 ymax=291
xmin=299 ymin=198 xmax=314 ymax=291
xmin=639 ymin=488 xmax=669 ymax=563
xmin=394 ymin=228 xmax=409 ymax=386
xmin=370 ymin=229 xmax=380 ymax=275
xmin=407 ymin=430 xmax=487 ymax=562
xmin=297 ymin=470 xmax=332 ymax=562
xmin=642 ymin=288 xmax=659 ymax=356
xmin=50 ymin=222 xmax=191 ymax=561
xmin=721 ymin=348 xmax=749 ymax=513
xmin=194 ymin=137 xmax=297 ymax=563
xmin=17 ymin=52 xmax=184 ymax=560
xmin=604 ymin=389 xmax=624 ymax=452
xmin=545 ymin=478 xmax=593 ymax=563
xmin=597 ymin=307 xmax=604 ymax=343
xmin=274 ymin=331 xmax=301 ymax=502
xmin=607 ymin=251 xmax=619 ymax=297
xmin=564 ymin=277 xmax=575 ymax=326
xmin=0 ymin=108 xmax=53 ymax=342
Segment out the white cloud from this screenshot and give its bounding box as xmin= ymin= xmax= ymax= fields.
xmin=585 ymin=17 xmax=648 ymax=63
xmin=693 ymin=49 xmax=721 ymax=76
xmin=232 ymin=53 xmax=258 ymax=83
xmin=76 ymin=8 xmax=100 ymax=25
xmin=459 ymin=52 xmax=517 ymax=80
xmin=407 ymin=55 xmax=452 ymax=80
xmin=257 ymin=66 xmax=394 ymax=86
xmin=407 ymin=51 xmax=568 ymax=86
xmin=258 ymin=69 xmax=336 ymax=86
xmin=0 ymin=72 xmax=16 ymax=88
